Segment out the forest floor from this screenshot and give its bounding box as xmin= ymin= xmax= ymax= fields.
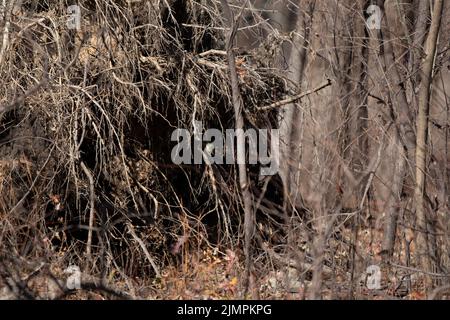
xmin=1 ymin=225 xmax=432 ymax=300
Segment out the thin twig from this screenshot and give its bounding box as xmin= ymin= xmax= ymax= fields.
xmin=126 ymin=222 xmax=161 ymax=278
xmin=80 ymin=161 xmax=96 ymax=261
xmin=259 ymin=78 xmax=332 ymax=111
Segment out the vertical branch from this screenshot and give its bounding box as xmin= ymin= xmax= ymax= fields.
xmin=279 ymin=0 xmax=315 ymax=209
xmin=414 ymin=0 xmax=444 ymax=291
xmin=379 ymin=1 xmax=415 ymax=257
xmin=81 ymin=161 xmax=96 ymax=263
xmin=277 ymin=2 xmax=314 ymax=296
xmin=308 ymin=212 xmax=337 ymax=299
xmin=0 ymin=0 xmax=14 ymax=66
xmin=219 ymin=0 xmax=254 ymax=296
xmin=410 ymin=0 xmax=430 ymax=88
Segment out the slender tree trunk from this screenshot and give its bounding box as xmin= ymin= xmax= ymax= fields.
xmin=414 ymin=0 xmax=444 ymax=292
xmin=220 ymin=0 xmax=254 ymax=297
xmin=379 ymin=0 xmax=416 ymax=257
xmin=278 ymin=0 xmax=315 ymax=210
xmin=410 ymin=0 xmax=430 ymax=88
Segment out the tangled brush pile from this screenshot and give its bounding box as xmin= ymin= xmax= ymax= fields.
xmin=0 ymin=0 xmax=286 ymax=297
